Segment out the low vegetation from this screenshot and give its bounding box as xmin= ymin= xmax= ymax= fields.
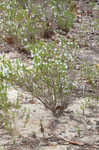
xmin=0 ymin=0 xmax=99 ymax=136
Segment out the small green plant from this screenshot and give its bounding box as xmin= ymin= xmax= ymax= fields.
xmin=0 ymin=81 xmax=11 ymax=112
xmin=94 ymin=18 xmax=99 ymax=31
xmin=76 ymin=126 xmax=81 ymax=137
xmin=81 ymin=62 xmax=97 ymax=89
xmin=89 ymin=1 xmax=96 ymax=8
xmin=80 ymin=102 xmax=86 ymax=115
xmin=80 ymin=97 xmax=91 ymax=115
xmin=24 ymin=109 xmax=30 ymax=127
xmin=0 ymin=56 xmax=21 ymax=132
xmin=56 ymin=9 xmax=75 ymax=32
xmin=11 ymin=111 xmax=16 ymax=123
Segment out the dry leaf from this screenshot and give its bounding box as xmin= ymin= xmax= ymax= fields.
xmin=4 ymin=36 xmax=16 ymax=45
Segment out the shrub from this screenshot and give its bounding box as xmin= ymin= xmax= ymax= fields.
xmin=8 ymin=40 xmax=77 ymax=116
xmin=56 ymin=9 xmax=75 ymax=32
xmin=1 ymin=0 xmax=75 ymax=48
